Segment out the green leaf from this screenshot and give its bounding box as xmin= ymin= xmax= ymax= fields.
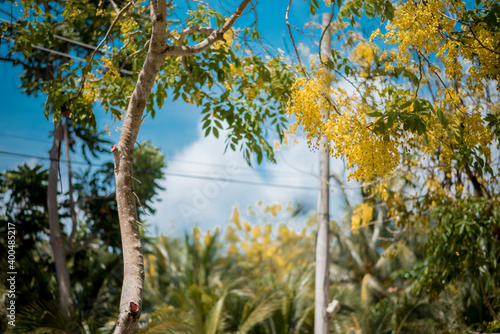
xmin=213 ymin=127 xmax=219 ymax=138
xmin=384 ymin=0 xmax=395 ymax=21
xmin=387 ymin=112 xmax=396 ymax=128
xmin=436 ymin=109 xmax=448 ymax=128
xmin=400 ymin=99 xmax=414 ymax=110
xmin=309 ymin=2 xmax=316 ymax=15
xmin=367 ymin=111 xmax=384 ymax=117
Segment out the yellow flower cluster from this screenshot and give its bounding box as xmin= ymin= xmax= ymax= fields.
xmin=287 ymin=68 xmax=401 ymax=181
xmin=224 ymin=204 xmax=313 ymax=277
xmin=351 ymin=202 xmax=373 ymax=234
xmin=119 ymin=17 xmax=139 ymax=36
xmin=325 ymin=101 xmax=401 ymax=181
xmin=351 ymin=42 xmax=374 ymax=67
xmin=381 ymin=0 xmax=500 ymax=91
xmin=262 ymin=203 xmax=283 ymax=217
xmin=421 ymin=88 xmax=492 ymax=165
xmin=287 ymin=69 xmax=331 ymax=150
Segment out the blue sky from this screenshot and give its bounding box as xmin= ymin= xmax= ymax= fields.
xmin=0 ymin=1 xmax=362 ymax=235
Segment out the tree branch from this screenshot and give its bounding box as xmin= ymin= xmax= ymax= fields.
xmin=118 ymin=40 xmax=150 ymax=73
xmin=163 ymin=0 xmax=251 ymax=56
xmin=178 ymin=26 xmax=216 ymax=43
xmin=73 ymin=0 xmax=137 ymax=102
xmin=478 ymin=275 xmax=500 ymax=322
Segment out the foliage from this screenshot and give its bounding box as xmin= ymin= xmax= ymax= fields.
xmin=0 ymin=136 xmax=165 ymax=330
xmin=2 ymin=0 xmax=297 ymax=163
xmin=286 ymin=0 xmax=500 ymax=331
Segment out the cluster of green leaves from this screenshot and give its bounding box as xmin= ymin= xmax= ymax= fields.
xmin=0 ymin=0 xmax=138 ymax=127
xmin=144 ymin=4 xmax=297 ymax=164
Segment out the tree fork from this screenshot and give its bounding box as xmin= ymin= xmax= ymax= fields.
xmin=111 ymin=0 xmax=252 ymax=332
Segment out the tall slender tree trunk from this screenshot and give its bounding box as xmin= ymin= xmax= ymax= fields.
xmin=48 ymin=120 xmax=74 ymax=318
xmin=63 ymin=115 xmax=78 ymax=245
xmin=112 ymin=2 xmax=167 ymax=333
xmin=314 ymin=12 xmax=332 ymax=334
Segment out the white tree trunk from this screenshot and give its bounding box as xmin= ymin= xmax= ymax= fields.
xmin=314 ymin=12 xmax=332 ymax=334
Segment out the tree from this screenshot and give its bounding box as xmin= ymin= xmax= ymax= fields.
xmin=57 ymin=1 xmax=293 ymax=331
xmin=5 ymin=0 xmax=296 ymax=330
xmin=0 ymin=0 xmax=139 ymax=317
xmin=287 ymin=0 xmax=500 ymax=331
xmin=314 ymin=12 xmax=332 ymax=334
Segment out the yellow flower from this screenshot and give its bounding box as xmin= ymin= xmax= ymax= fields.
xmin=230 ymin=207 xmax=241 ymax=229
xmin=252 ymin=226 xmax=261 ymax=239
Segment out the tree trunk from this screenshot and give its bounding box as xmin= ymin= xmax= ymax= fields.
xmin=112 ymin=2 xmax=167 ymax=333
xmin=48 ymin=120 xmax=74 ymax=318
xmin=63 ymin=115 xmax=78 ymax=245
xmin=111 ymin=1 xmax=251 ymax=332
xmin=314 ymin=12 xmax=332 ymax=334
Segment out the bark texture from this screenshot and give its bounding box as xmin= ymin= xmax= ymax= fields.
xmin=48 ymin=121 xmax=74 ymax=318
xmin=314 ymin=12 xmax=332 ymax=334
xmin=112 ymin=1 xmax=251 ymax=332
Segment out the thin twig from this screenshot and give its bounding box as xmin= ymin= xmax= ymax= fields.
xmin=478 ymin=275 xmax=500 ymax=322
xmin=118 ymin=40 xmax=150 ymax=73
xmin=286 ymin=0 xmax=307 ymax=77
xmin=109 ymin=0 xmax=120 ymax=14
xmin=72 ymin=0 xmax=137 ymax=103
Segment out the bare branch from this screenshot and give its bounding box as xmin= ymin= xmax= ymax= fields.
xmin=178 ymin=26 xmax=216 ymax=44
xmin=72 ymin=0 xmax=137 ymax=103
xmin=118 ymin=40 xmax=150 ymax=73
xmin=163 ymin=0 xmax=252 ymax=56
xmin=0 ymin=55 xmax=47 ymax=78
xmin=286 ymin=0 xmax=307 ymax=77
xmin=109 ymin=0 xmax=120 ymax=14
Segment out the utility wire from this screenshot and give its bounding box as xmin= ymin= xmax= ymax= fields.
xmin=162 ymin=171 xmax=316 ymax=190
xmin=0 ymin=132 xmax=310 ymax=177
xmin=0 ymin=150 xmax=317 ymax=191
xmin=0 ymin=133 xmax=52 ymax=144
xmin=0 ymin=17 xmax=133 ymax=75
xmin=0 ymin=17 xmax=109 ymax=53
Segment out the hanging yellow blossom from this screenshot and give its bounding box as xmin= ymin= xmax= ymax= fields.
xmin=229 ymin=206 xmax=241 ymax=230
xmin=351 ymin=202 xmax=373 ymax=234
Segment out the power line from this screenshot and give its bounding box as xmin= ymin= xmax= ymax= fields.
xmin=167 ymin=157 xmax=311 ymax=177
xmin=0 ymin=150 xmax=93 ymax=166
xmin=164 ymin=171 xmax=316 ymax=190
xmin=0 ymin=17 xmax=133 ymax=75
xmin=0 ymin=132 xmax=310 ymax=177
xmin=0 ymin=133 xmax=52 ymax=144
xmin=0 ymin=150 xmax=317 ymax=191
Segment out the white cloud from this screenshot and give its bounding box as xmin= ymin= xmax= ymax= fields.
xmin=149 ymin=128 xmax=361 ymax=236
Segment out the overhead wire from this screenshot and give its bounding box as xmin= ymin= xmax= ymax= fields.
xmin=0 ymin=17 xmax=133 ymax=75
xmin=0 ymin=131 xmax=311 ymax=177
xmin=0 ymin=149 xmax=317 ymax=191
